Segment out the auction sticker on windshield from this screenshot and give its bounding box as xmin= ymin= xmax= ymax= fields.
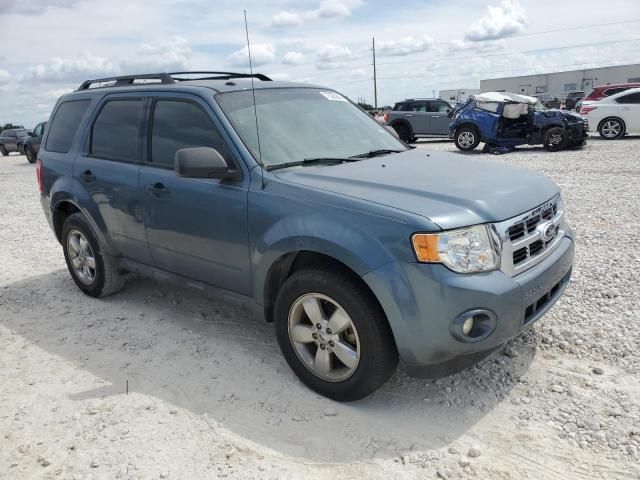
xmin=320 ymin=91 xmax=348 ymax=101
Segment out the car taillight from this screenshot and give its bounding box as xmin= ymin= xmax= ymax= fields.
xmin=580 ymin=106 xmax=598 ymax=114
xmin=384 ymin=112 xmax=389 ymax=123
xmin=36 ymin=158 xmax=43 ymax=193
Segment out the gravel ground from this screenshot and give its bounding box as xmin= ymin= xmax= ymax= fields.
xmin=1 ymin=136 xmax=639 ymax=479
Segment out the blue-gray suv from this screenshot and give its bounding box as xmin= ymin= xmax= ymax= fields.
xmin=38 ymin=72 xmax=574 ymax=401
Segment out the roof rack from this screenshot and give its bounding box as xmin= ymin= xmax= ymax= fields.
xmin=169 ymin=71 xmax=272 ymax=82
xmin=76 ymin=71 xmax=272 ymax=91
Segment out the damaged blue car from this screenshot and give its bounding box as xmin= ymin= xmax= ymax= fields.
xmin=449 ymin=92 xmax=588 ymax=152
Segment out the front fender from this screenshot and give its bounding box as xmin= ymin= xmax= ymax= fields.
xmin=251 ymin=212 xmax=405 ymax=304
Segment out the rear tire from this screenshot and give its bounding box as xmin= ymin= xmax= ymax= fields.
xmin=62 ymin=213 xmax=124 ymax=298
xmin=274 ymin=267 xmax=398 ymax=401
xmin=454 ymin=126 xmax=480 ymax=151
xmin=598 ymin=117 xmax=625 ymax=140
xmin=543 ymin=127 xmax=568 ymax=151
xmin=392 ymin=123 xmax=412 ymax=143
xmin=25 ymin=145 xmax=36 ymax=163
xmin=0 ymin=145 xmax=7 ymax=156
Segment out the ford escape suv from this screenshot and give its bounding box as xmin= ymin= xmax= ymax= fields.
xmin=38 ymin=72 xmax=574 ymax=401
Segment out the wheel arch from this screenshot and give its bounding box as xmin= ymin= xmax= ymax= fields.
xmin=389 ymin=119 xmax=414 ymax=136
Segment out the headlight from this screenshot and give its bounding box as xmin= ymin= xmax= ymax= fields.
xmin=412 ymin=225 xmax=500 ymax=273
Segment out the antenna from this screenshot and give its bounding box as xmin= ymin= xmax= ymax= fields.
xmin=244 ymin=10 xmax=265 ymax=188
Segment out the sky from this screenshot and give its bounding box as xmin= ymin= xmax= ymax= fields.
xmin=1 ymin=0 xmax=640 ymax=126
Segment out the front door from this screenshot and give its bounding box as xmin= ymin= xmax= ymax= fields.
xmin=140 ymin=95 xmax=251 ymax=295
xmin=616 ymin=91 xmax=640 ymax=131
xmin=581 ymin=79 xmax=593 ymax=92
xmin=74 ymin=95 xmax=152 ymax=264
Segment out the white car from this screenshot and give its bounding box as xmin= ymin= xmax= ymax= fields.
xmin=580 ymin=87 xmax=640 ymax=139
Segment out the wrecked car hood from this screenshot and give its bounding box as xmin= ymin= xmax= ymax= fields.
xmin=274 ymin=149 xmax=559 ymax=230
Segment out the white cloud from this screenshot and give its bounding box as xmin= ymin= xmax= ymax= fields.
xmin=45 ymin=87 xmax=73 ymax=99
xmin=227 ymin=44 xmax=275 ymax=67
xmin=282 ymin=51 xmax=306 ymax=66
xmin=447 ymin=39 xmax=507 ymax=55
xmin=121 ymin=36 xmax=191 ymax=72
xmin=0 ymin=0 xmax=80 ymax=15
xmin=23 ymin=51 xmax=116 ymax=82
xmin=269 ymin=73 xmax=291 ymax=81
xmin=465 ymin=0 xmax=527 ymax=41
xmin=0 ymin=69 xmax=11 ymax=84
xmin=269 ymin=0 xmax=362 ymax=28
xmin=378 ymin=35 xmax=434 ymax=57
xmin=270 ymin=11 xmax=304 ymax=27
xmin=316 ymin=44 xmax=352 ymax=70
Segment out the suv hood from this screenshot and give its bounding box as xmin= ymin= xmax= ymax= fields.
xmin=275 ymin=149 xmax=559 ymax=230
xmin=540 ymin=109 xmax=585 ymax=123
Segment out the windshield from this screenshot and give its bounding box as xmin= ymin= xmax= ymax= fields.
xmin=533 ymin=101 xmax=548 ymax=112
xmin=216 ymin=88 xmax=407 ymax=168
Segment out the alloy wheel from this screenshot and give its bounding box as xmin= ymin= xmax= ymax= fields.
xmin=458 ymin=131 xmax=475 ymax=148
xmin=67 ymin=230 xmax=97 ymax=285
xmin=601 ymin=120 xmax=621 ymax=138
xmin=287 ymin=293 xmax=360 ymax=382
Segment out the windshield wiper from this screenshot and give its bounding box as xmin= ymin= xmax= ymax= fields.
xmin=349 ymin=149 xmax=405 ymax=159
xmin=266 ymin=157 xmax=359 ymax=171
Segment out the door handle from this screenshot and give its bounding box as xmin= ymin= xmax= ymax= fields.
xmin=80 ymin=170 xmax=96 ymax=182
xmin=431 ymin=115 xmax=440 ymax=118
xmin=145 ymin=182 xmax=170 ymax=196
xmin=404 ymin=114 xmax=413 ymax=117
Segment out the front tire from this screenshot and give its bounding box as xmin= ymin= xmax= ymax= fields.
xmin=454 ymin=126 xmax=480 ymax=151
xmin=62 ymin=213 xmax=124 ymax=298
xmin=598 ymin=117 xmax=625 ymax=140
xmin=543 ymin=127 xmax=568 ymax=151
xmin=274 ymin=267 xmax=398 ymax=401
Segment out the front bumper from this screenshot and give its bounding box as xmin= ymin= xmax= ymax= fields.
xmin=363 ymin=233 xmax=574 ymax=377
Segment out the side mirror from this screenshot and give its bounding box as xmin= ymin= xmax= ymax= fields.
xmin=446 ymin=108 xmax=451 ymax=113
xmin=174 ymin=147 xmax=238 ymax=179
xmin=385 ymin=125 xmax=400 ymax=139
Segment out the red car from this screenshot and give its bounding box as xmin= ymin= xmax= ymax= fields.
xmin=584 ymin=83 xmax=640 ymax=101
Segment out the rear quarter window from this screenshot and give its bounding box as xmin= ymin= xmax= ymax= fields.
xmin=45 ymin=100 xmax=91 ymax=153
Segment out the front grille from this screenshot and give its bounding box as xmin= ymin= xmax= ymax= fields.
xmin=498 ymin=195 xmax=565 ymax=276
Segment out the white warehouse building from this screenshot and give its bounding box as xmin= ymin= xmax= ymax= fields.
xmin=480 ymin=63 xmax=640 ymax=98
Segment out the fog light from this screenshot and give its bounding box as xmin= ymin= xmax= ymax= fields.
xmin=450 ymin=308 xmax=498 ymax=343
xmin=462 ymin=317 xmax=474 ymax=336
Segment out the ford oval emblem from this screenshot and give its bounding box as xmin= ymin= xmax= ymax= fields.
xmin=538 ymin=221 xmax=556 ymax=242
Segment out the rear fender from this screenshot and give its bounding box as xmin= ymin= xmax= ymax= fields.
xmin=50 ymin=176 xmax=118 ymax=255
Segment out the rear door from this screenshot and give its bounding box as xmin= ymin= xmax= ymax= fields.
xmin=139 ymin=94 xmax=251 ymax=295
xmin=74 ymin=95 xmax=152 ymax=264
xmin=427 ymin=100 xmax=452 ymax=135
xmin=4 ymin=131 xmax=17 ymax=151
xmin=32 ymin=122 xmax=46 ymax=153
xmin=615 ymin=92 xmax=640 ymax=131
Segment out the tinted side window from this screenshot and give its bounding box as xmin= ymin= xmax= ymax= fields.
xmin=428 ymin=101 xmax=451 ymax=112
xmin=616 ymin=92 xmax=640 ymax=104
xmin=409 ymin=102 xmax=427 ymax=112
xmin=91 ymin=99 xmax=144 ymax=162
xmin=46 ymin=100 xmax=91 ymax=153
xmin=603 ymin=87 xmax=626 ymax=97
xmin=150 ymin=100 xmax=231 ymax=168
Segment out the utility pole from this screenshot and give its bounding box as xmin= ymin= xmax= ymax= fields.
xmin=372 ymin=37 xmax=378 ymax=110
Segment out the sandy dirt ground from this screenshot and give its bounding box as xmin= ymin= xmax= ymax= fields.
xmin=1 ymin=137 xmax=639 ymax=479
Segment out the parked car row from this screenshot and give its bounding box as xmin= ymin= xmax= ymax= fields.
xmin=0 ymin=121 xmax=47 ymax=163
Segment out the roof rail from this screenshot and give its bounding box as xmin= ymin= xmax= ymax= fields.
xmin=76 ymin=71 xmax=272 ymax=91
xmin=76 ymin=73 xmax=175 ymax=90
xmin=168 ymin=71 xmax=272 ymax=82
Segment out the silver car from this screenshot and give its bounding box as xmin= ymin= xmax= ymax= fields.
xmin=385 ymin=98 xmax=454 ymax=142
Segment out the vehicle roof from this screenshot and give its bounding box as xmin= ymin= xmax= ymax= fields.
xmin=600 ymin=87 xmax=640 ymax=99
xmin=2 ymin=128 xmax=27 ymax=132
xmin=473 ymin=91 xmax=537 ymax=104
xmin=592 ymin=82 xmax=640 ymax=89
xmin=60 ymin=78 xmax=323 ymax=100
